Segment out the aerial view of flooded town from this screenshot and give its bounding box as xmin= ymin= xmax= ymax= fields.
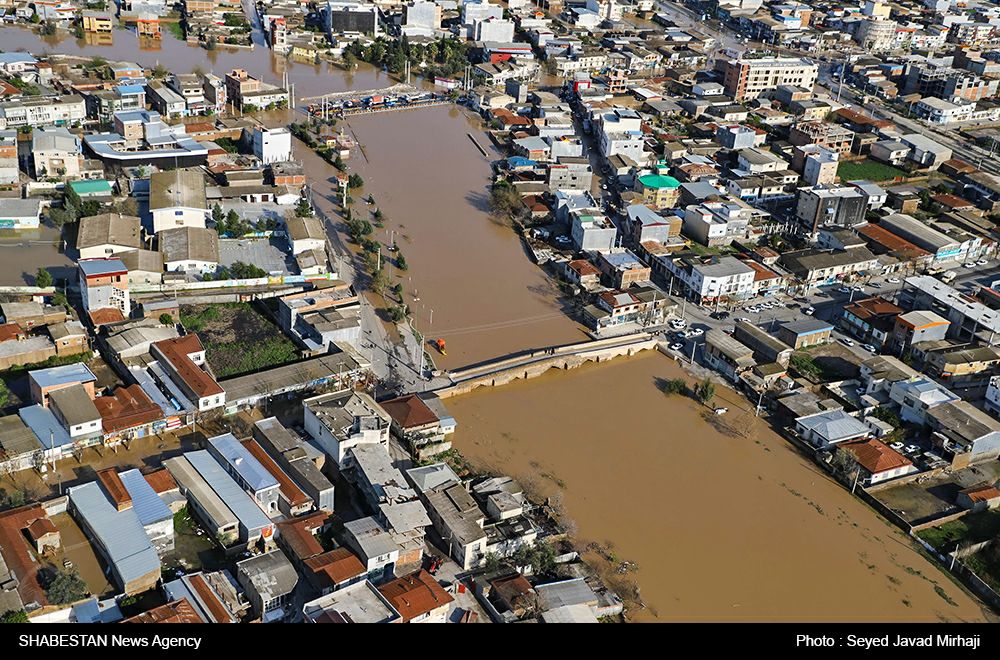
xmin=1 ymin=0 xmax=1000 ymax=636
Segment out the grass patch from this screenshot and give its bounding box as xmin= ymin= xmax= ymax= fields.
xmin=917 ymin=510 xmax=1000 ymax=550
xmin=163 ymin=21 xmax=185 ymax=40
xmin=837 ymin=159 xmax=907 ymax=182
xmin=180 ymin=302 xmax=300 ymax=378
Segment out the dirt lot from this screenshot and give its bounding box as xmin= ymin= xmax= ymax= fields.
xmin=49 ymin=512 xmax=114 ymax=599
xmin=179 ymin=302 xmax=300 ymax=378
xmin=874 ymin=461 xmax=1000 ymax=525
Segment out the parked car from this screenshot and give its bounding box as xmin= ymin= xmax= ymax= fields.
xmin=964 ymin=262 xmax=977 ymax=269
xmin=803 ymin=306 xmax=815 ymax=315
xmin=862 ymin=344 xmax=877 ymax=353
xmin=886 ymin=277 xmax=900 ymax=284
xmin=869 ymin=282 xmax=881 ymax=288
xmin=977 ymin=259 xmax=989 ymax=266
xmin=669 ymin=342 xmax=684 ymax=351
xmin=736 ymin=317 xmax=751 ymax=323
xmin=890 ymin=442 xmax=905 ymax=451
xmin=905 ymin=444 xmax=920 ymax=454
xmin=688 ymin=328 xmax=704 ymax=337
xmin=837 ymin=285 xmax=851 ymax=294
xmin=841 ymin=338 xmax=855 ymax=347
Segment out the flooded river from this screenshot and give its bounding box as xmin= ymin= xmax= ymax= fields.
xmin=448 ymin=351 xmax=995 ymax=622
xmin=303 ymin=106 xmax=587 ymax=369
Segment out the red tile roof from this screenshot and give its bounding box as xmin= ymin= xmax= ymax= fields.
xmin=843 ymin=296 xmax=903 ymax=321
xmin=842 ymin=439 xmax=912 ymax=475
xmin=88 ymin=308 xmax=126 ymax=327
xmin=276 ymin=512 xmax=330 ymax=561
xmin=858 ymin=224 xmax=930 ymax=259
xmin=305 ymin=548 xmax=366 ymax=590
xmin=380 ymin=394 xmax=439 ymax=430
xmin=377 ymin=570 xmax=454 ymax=623
xmin=960 ymin=484 xmax=1000 ymax=503
xmin=94 ymin=384 xmax=163 ymax=434
xmin=143 ymin=468 xmax=178 ymax=494
xmin=152 ymin=334 xmax=224 ymax=398
xmin=121 ymin=599 xmax=203 ymax=624
xmin=0 ymin=505 xmax=51 ymax=607
xmin=0 ymin=323 xmax=23 ymax=342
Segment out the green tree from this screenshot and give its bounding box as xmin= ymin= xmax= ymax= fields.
xmin=395 ymin=253 xmax=408 ymax=271
xmin=371 ymin=267 xmax=390 ymax=295
xmin=159 ymin=313 xmax=174 ymax=326
xmin=0 ymin=487 xmax=24 ymax=509
xmin=348 ymin=173 xmax=364 ymax=189
xmin=35 ymin=268 xmax=52 ymax=289
xmin=46 ymin=567 xmax=88 ymax=605
xmin=0 ymin=378 xmax=10 ymax=409
xmin=0 ymin=610 xmax=28 ymax=623
xmin=660 ymin=378 xmax=687 ymax=396
xmin=212 ymin=203 xmax=224 ymax=225
xmin=295 ymin=197 xmax=314 ymax=218
xmin=695 ymin=378 xmax=716 ymax=405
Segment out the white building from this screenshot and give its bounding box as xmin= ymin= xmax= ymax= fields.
xmin=252 ymin=127 xmax=292 ymax=165
xmin=303 ymin=391 xmax=392 ymax=467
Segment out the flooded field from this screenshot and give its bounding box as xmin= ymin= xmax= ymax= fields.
xmin=334 ymin=106 xmax=586 ymax=368
xmin=447 ymin=351 xmax=995 ymax=622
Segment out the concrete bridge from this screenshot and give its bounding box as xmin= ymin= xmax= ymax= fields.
xmin=434 ymin=332 xmax=660 ymax=398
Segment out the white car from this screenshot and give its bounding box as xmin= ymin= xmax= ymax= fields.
xmin=736 ymin=317 xmax=751 ymax=323
xmin=840 ymin=338 xmax=855 ymax=347
xmin=669 ymin=342 xmax=684 ymax=351
xmin=977 ymin=259 xmax=989 ymax=266
xmin=964 ymin=262 xmax=977 ymax=269
xmin=803 ymin=306 xmax=815 ymax=315
xmin=670 ymin=319 xmax=687 ymax=329
xmin=837 ymin=286 xmax=851 ymax=294
xmin=688 ymin=328 xmax=704 ymax=337
xmin=862 ymin=344 xmax=876 ymax=352
xmin=905 ymin=444 xmax=920 ymax=454
xmin=890 ymin=442 xmax=905 ymax=451
xmin=886 ymin=277 xmax=900 ymax=284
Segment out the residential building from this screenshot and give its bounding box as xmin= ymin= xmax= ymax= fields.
xmin=840 ymin=439 xmax=917 ymax=485
xmin=236 ymin=551 xmax=298 ymax=623
xmin=377 ymin=570 xmax=453 ymax=623
xmin=32 ymin=126 xmax=81 ymax=180
xmin=76 ymin=213 xmax=142 ymax=260
xmin=78 ymin=258 xmax=130 ymax=325
xmin=149 ymin=169 xmax=207 ymax=233
xmin=303 ymin=390 xmax=391 ymax=467
xmin=721 ymin=57 xmax=818 ymax=101
xmin=795 ymin=410 xmax=871 ymax=449
xmin=149 ymin=335 xmax=225 ymax=412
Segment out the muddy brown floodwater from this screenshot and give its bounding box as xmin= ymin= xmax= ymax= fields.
xmin=329 ymin=106 xmax=587 ymax=369
xmin=447 ymin=351 xmax=996 ymax=622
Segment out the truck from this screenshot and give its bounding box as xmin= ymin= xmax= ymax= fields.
xmin=940 ymin=270 xmax=958 ymax=284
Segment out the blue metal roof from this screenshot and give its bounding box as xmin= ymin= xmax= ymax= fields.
xmin=116 ymin=85 xmax=146 ymax=96
xmin=29 ymin=363 xmax=97 ymax=390
xmin=186 ymin=450 xmax=271 ymax=535
xmin=119 ymin=469 xmax=172 ymax=527
xmin=79 ymin=258 xmax=128 ymax=277
xmin=207 ymin=433 xmax=278 ymax=493
xmin=68 ymin=482 xmax=160 ymax=587
xmin=18 ymin=405 xmax=72 ymax=450
xmin=0 ymin=53 xmax=37 ymax=65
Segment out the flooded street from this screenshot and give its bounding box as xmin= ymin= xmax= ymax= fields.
xmin=304 ymin=105 xmax=587 ymax=369
xmin=1 ymin=26 xmax=385 ymax=97
xmin=448 ymin=351 xmax=995 ymax=622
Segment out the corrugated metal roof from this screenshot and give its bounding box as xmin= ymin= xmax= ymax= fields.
xmin=119 ymin=469 xmax=172 ymax=527
xmin=162 ymin=456 xmax=238 ymax=532
xmin=18 ymin=405 xmax=72 ymax=450
xmin=68 ymin=482 xmax=160 ymax=586
xmin=186 ymin=451 xmax=271 ymax=535
xmin=207 ymin=433 xmax=278 ymax=493
xmin=28 ymin=363 xmax=97 ymax=390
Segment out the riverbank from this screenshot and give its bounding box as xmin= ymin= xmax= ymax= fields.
xmin=446 ymin=350 xmax=995 ymax=622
